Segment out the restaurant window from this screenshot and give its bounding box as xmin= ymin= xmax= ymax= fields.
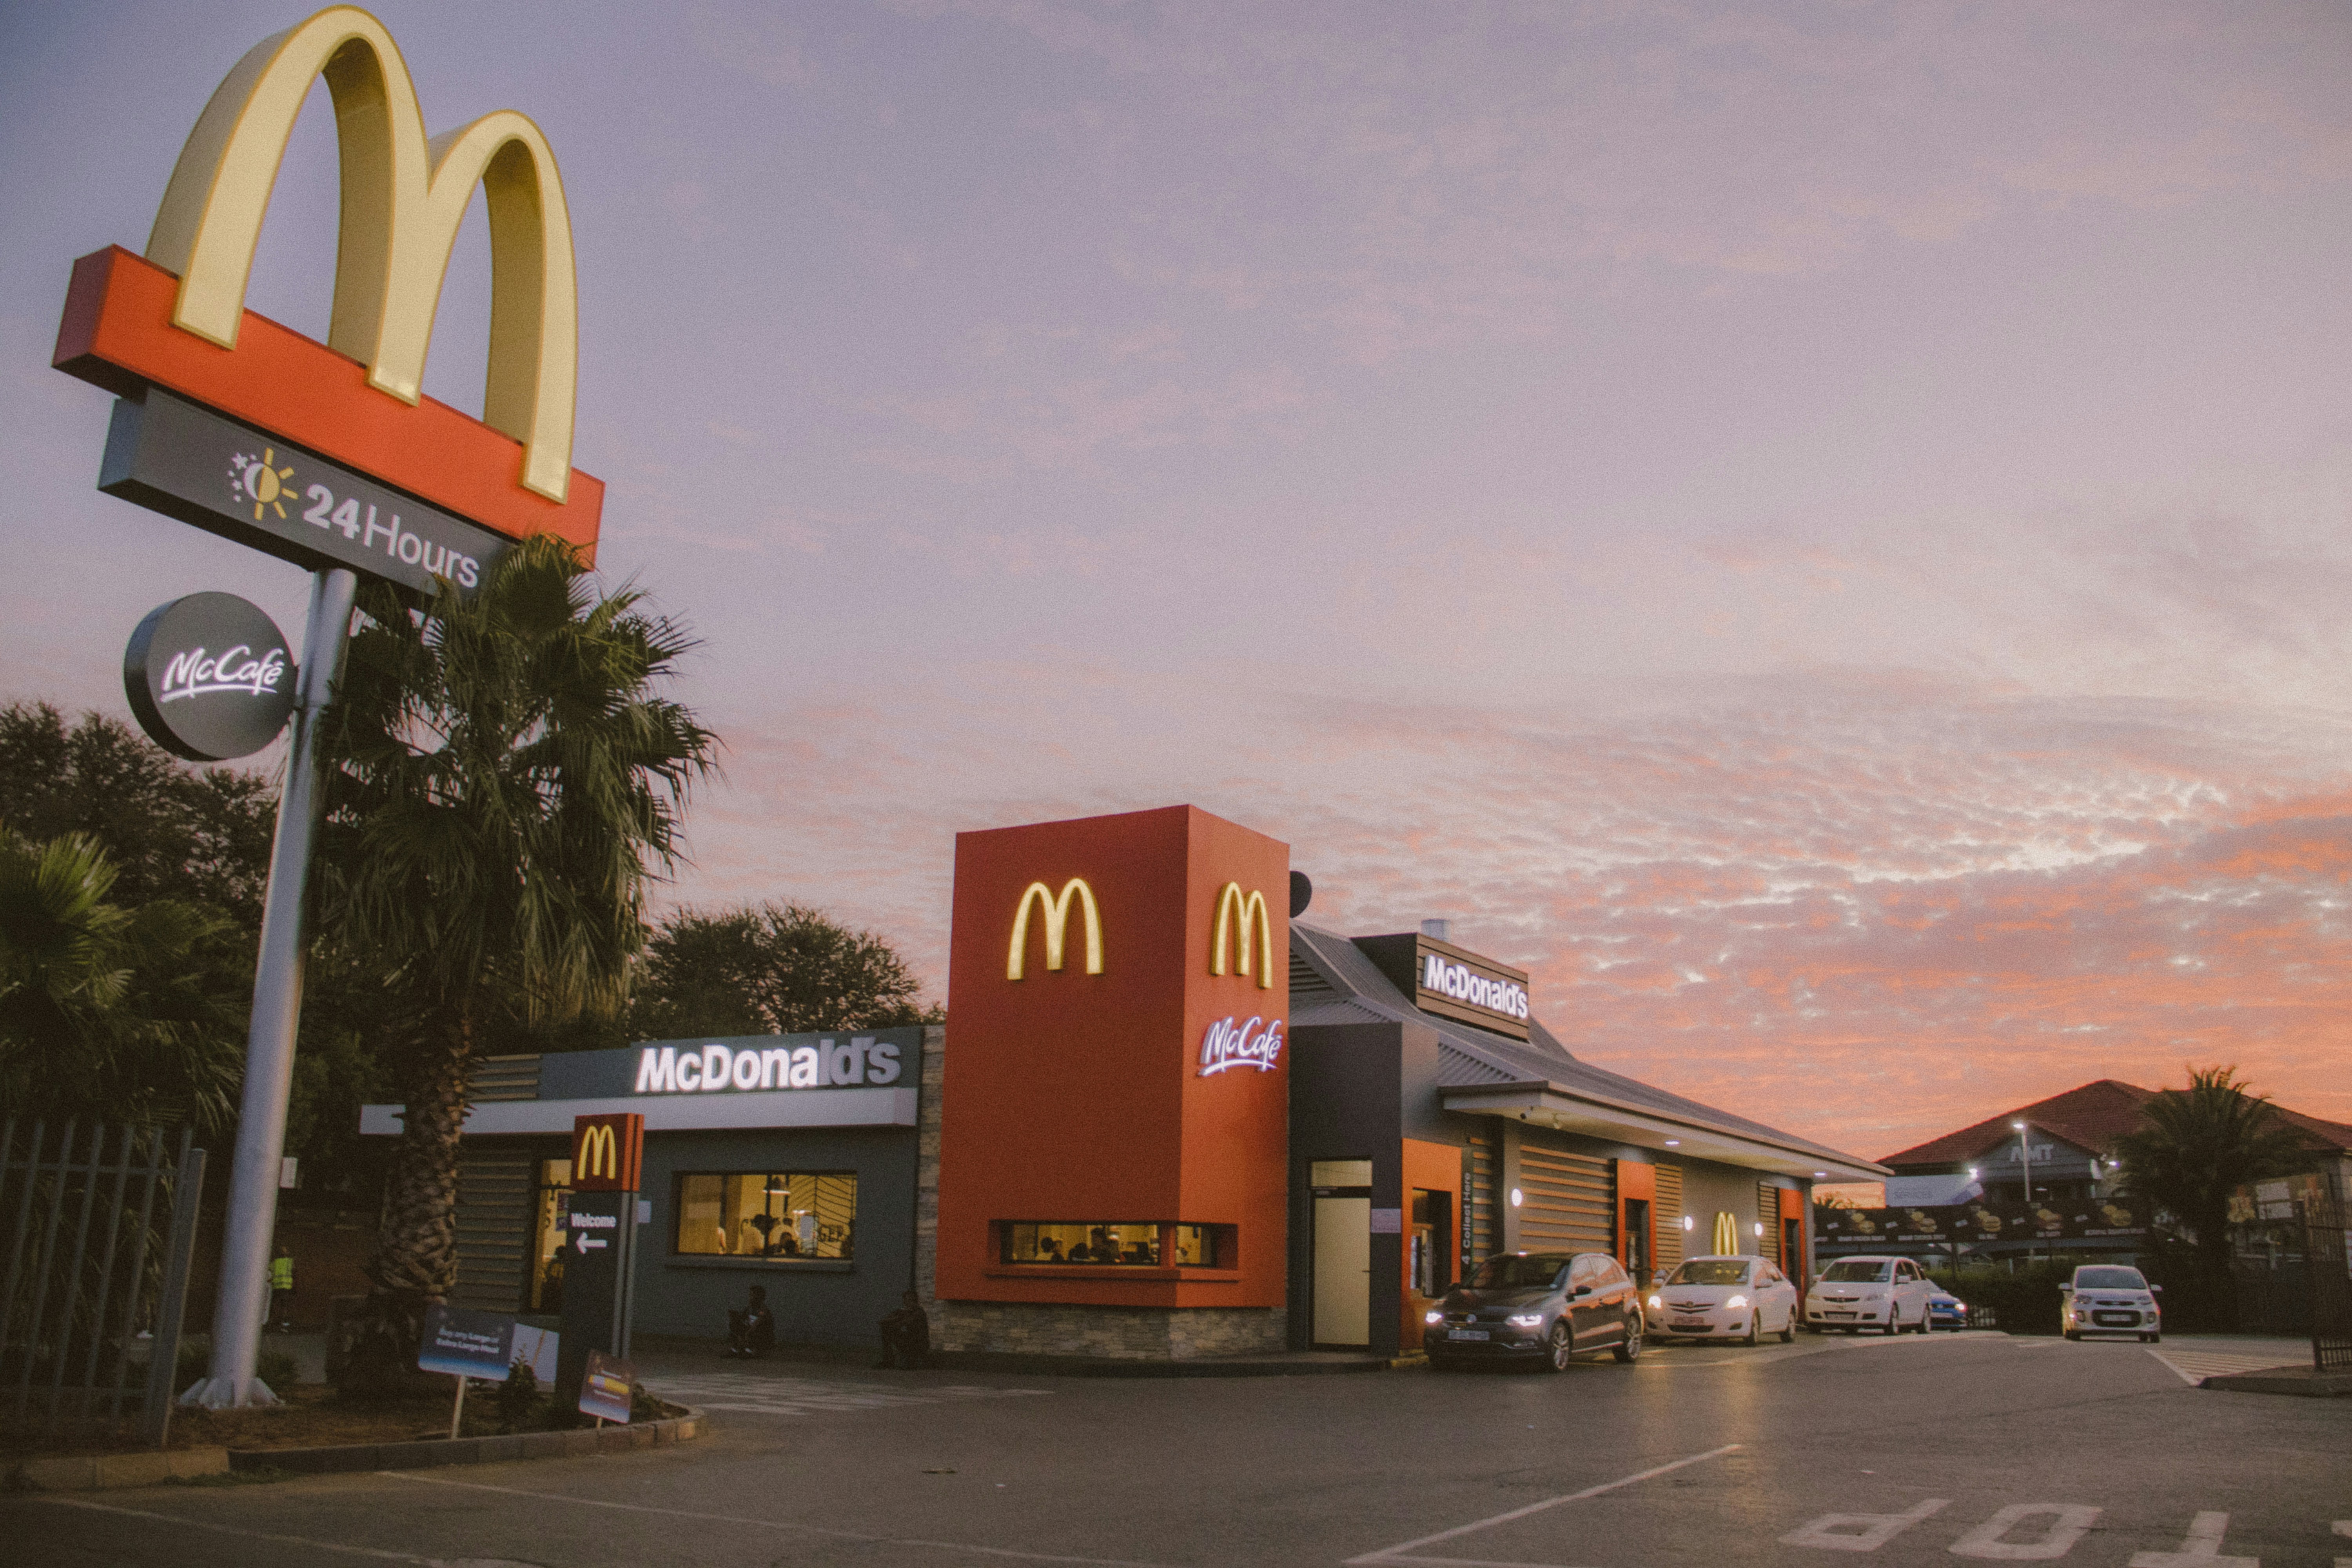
xmin=529 ymin=1158 xmax=572 ymax=1312
xmin=1000 ymin=1223 xmax=1215 ymax=1267
xmin=675 ymin=1172 xmax=857 ymax=1259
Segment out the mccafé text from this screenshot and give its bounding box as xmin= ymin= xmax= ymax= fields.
xmin=1199 ymin=1015 xmax=1285 ymax=1076
xmin=633 ymin=1038 xmax=903 ymax=1095
xmin=159 ymin=644 xmax=287 ymax=703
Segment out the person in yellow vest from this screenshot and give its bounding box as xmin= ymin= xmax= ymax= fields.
xmin=269 ymin=1244 xmax=295 ymax=1332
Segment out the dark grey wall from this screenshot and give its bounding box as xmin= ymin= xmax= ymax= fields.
xmin=631 ymin=1125 xmax=919 ymax=1344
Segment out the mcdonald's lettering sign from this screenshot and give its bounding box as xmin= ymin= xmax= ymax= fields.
xmin=54 ymin=6 xmax=603 ymax=564
xmin=1007 ymin=878 xmax=1104 ymax=981
xmin=1209 ymin=882 xmax=1275 ymax=989
xmin=571 ymin=1113 xmax=643 ymax=1194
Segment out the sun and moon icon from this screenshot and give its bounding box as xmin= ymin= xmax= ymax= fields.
xmin=228 ymin=449 xmax=296 ymax=521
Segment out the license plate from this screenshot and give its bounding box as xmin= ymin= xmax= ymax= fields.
xmin=1671 ymin=1319 xmax=1711 ymax=1330
xmin=1821 ymin=1310 xmax=1855 ymax=1318
xmin=1447 ymin=1328 xmax=1490 ymax=1342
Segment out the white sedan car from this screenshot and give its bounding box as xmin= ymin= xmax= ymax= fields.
xmin=1644 ymin=1255 xmax=1800 ymax=1345
xmin=1804 ymin=1254 xmax=1935 ymax=1335
xmin=2061 ymin=1264 xmax=2162 ymax=1342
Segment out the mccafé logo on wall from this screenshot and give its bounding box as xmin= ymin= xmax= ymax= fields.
xmin=122 ymin=592 xmax=295 ymax=761
xmin=1198 ymin=1015 xmax=1285 ymax=1076
xmin=632 ymin=1037 xmax=905 ymax=1094
xmin=1007 ymin=878 xmax=1104 ymax=980
xmin=1201 ymin=881 xmax=1285 ymax=1074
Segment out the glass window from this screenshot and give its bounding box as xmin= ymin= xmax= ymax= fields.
xmin=1820 ymin=1259 xmax=1894 ymax=1283
xmin=1000 ymin=1223 xmax=1214 ymax=1266
xmin=529 ymin=1158 xmax=572 ymax=1312
xmin=2074 ymin=1267 xmax=2147 ymax=1290
xmin=1668 ymin=1258 xmax=1752 ymax=1287
xmin=675 ymin=1172 xmax=857 ymax=1259
xmin=1310 ymin=1160 xmax=1373 ymax=1187
xmin=1469 ymin=1253 xmax=1572 ymax=1290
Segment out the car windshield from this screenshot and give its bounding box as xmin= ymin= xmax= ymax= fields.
xmin=1468 ymin=1254 xmax=1571 ymax=1290
xmin=2074 ymin=1267 xmax=2147 ymax=1290
xmin=1819 ymin=1259 xmax=1893 ymax=1283
xmin=1668 ymin=1259 xmax=1751 ymax=1287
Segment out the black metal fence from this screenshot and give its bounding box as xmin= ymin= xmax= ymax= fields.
xmin=0 ymin=1120 xmax=207 ymax=1447
xmin=2304 ymin=1195 xmax=2350 ymax=1374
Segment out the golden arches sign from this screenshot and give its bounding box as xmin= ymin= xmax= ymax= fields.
xmin=146 ymin=5 xmax=577 ymax=501
xmin=1210 ymin=882 xmax=1274 ymax=989
xmin=1007 ymin=878 xmax=1103 ymax=980
xmin=576 ymin=1122 xmax=619 ymax=1183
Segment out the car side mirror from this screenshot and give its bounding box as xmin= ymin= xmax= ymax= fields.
xmin=1572 ymin=1285 xmax=1593 ymax=1299
xmin=2150 ymin=1284 xmax=2162 ymax=1294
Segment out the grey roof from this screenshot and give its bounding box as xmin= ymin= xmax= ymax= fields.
xmin=1289 ymin=920 xmax=1886 ymax=1176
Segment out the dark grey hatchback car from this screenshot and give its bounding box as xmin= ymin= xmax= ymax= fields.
xmin=1425 ymin=1250 xmax=1644 ymax=1371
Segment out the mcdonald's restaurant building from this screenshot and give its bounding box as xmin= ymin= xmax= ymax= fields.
xmin=381 ymin=804 xmax=1882 ymax=1360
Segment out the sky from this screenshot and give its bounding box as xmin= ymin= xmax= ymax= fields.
xmin=3 ymin=1 xmax=2348 ymax=1162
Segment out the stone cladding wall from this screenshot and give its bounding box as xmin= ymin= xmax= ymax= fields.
xmin=915 ymin=1024 xmax=1286 ymax=1359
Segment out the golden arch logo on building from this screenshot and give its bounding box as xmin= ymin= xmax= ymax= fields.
xmin=146 ymin=5 xmax=577 ymax=501
xmin=1007 ymin=878 xmax=1103 ymax=980
xmin=1210 ymin=882 xmax=1274 ymax=989
xmin=570 ymin=1112 xmax=642 ymax=1193
xmin=577 ymin=1122 xmax=618 ymax=1180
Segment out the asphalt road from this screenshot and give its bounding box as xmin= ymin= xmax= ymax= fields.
xmin=9 ymin=1332 xmax=2348 ymax=1568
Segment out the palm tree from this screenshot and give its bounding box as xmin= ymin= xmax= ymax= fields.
xmin=2111 ymin=1065 xmax=2314 ymax=1330
xmin=320 ymin=536 xmax=715 ymax=1380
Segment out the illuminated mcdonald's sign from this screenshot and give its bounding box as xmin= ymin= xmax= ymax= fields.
xmin=1209 ymin=882 xmax=1274 ymax=989
xmin=1007 ymin=878 xmax=1103 ymax=981
xmin=570 ymin=1112 xmax=642 ymax=1194
xmin=149 ymin=5 xmax=576 ymax=501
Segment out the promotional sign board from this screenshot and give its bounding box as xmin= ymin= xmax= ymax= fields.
xmin=578 ymin=1349 xmax=635 ymax=1423
xmin=122 ymin=591 xmax=294 ymax=760
xmin=570 ymin=1112 xmax=644 ymax=1194
xmin=1815 ymin=1199 xmax=2147 ymax=1251
xmin=416 ymin=1304 xmax=517 ymax=1380
xmin=102 ymin=390 xmax=514 ymax=597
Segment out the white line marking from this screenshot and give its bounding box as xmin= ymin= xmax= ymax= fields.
xmin=35 ymin=1497 xmax=430 ymax=1562
xmin=2333 ymin=1517 xmax=2350 ymax=1568
xmin=2130 ymin=1511 xmax=2256 ymax=1568
xmin=1780 ymin=1497 xmax=1951 ymax=1552
xmin=1342 ymin=1444 xmax=1741 ymax=1564
xmin=383 ymin=1471 xmax=1172 ymax=1566
xmin=1951 ymin=1503 xmax=2101 ymax=1560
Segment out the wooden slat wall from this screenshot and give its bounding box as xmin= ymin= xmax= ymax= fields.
xmin=1654 ymin=1161 xmax=1685 ymax=1276
xmin=1466 ymin=1132 xmax=1497 ymax=1266
xmin=452 ymin=1151 xmax=535 ymax=1312
xmin=1758 ymin=1181 xmax=1782 ymax=1266
xmin=1516 ymin=1143 xmax=1614 ymax=1251
xmin=470 ymin=1054 xmax=543 ymax=1102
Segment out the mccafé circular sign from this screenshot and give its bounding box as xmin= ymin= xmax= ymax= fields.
xmin=122 ymin=592 xmax=296 ymax=761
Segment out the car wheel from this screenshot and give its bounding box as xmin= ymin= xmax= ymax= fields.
xmin=1544 ymin=1321 xmax=1573 ymax=1372
xmin=1613 ymin=1321 xmax=1643 ymax=1363
xmin=1780 ymin=1307 xmax=1796 ymax=1344
xmin=2149 ymin=1331 xmax=2161 ymax=1343
xmin=2064 ymin=1327 xmax=2080 ymax=1341
xmin=1881 ymin=1310 xmax=1901 ymax=1336
xmin=1742 ymin=1315 xmax=1759 ymax=1347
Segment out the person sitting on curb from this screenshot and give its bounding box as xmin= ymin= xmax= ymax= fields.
xmin=876 ymin=1290 xmax=930 ymax=1370
xmin=727 ymin=1284 xmax=776 ymax=1359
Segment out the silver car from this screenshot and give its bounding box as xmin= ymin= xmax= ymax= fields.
xmin=2061 ymin=1264 xmax=2162 ymax=1342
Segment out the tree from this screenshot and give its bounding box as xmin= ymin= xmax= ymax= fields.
xmin=2111 ymin=1065 xmax=2315 ymax=1330
xmin=628 ymin=903 xmax=940 ymax=1040
xmin=0 ymin=829 xmax=246 ymax=1135
xmin=0 ymin=702 xmax=276 ymax=926
xmin=319 ymin=536 xmax=715 ymax=1379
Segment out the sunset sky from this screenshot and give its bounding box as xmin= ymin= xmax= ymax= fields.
xmin=4 ymin=2 xmax=2348 ymax=1160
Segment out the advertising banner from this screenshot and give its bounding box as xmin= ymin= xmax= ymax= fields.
xmin=579 ymin=1349 xmax=635 ymax=1423
xmin=1816 ymin=1198 xmax=2146 ymax=1251
xmin=417 ymin=1304 xmax=517 ymax=1381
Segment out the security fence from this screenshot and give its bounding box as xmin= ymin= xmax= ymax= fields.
xmin=0 ymin=1120 xmax=207 ymax=1447
xmin=2305 ymin=1195 xmax=2350 ymax=1374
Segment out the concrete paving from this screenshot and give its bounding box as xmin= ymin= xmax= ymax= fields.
xmin=9 ymin=1330 xmax=2347 ymax=1567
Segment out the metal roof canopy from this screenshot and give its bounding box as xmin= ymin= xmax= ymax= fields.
xmin=1440 ymin=1082 xmax=1887 ymax=1183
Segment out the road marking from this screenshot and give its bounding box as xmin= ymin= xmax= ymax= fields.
xmin=642 ymin=1371 xmax=1054 ymax=1418
xmin=2129 ymin=1512 xmax=2256 ymax=1567
xmin=1341 ymin=1444 xmax=1741 ymax=1565
xmin=1950 ymin=1504 xmax=2102 ymax=1560
xmin=383 ymin=1471 xmax=1171 ymax=1566
xmin=34 ymin=1497 xmax=432 ymax=1563
xmin=2334 ymin=1517 xmax=2350 ymax=1568
xmin=1780 ymin=1497 xmax=1951 ymax=1552
xmin=2144 ymin=1347 xmax=2305 ymax=1386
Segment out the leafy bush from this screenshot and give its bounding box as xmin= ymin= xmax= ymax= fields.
xmin=495 ymin=1359 xmax=545 ymax=1431
xmin=256 ymin=1348 xmax=300 ymax=1390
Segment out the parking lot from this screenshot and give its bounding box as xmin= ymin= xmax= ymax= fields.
xmin=10 ymin=1331 xmax=2347 ymax=1568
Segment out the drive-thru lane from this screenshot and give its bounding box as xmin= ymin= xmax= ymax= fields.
xmin=10 ymin=1332 xmax=2346 ymax=1567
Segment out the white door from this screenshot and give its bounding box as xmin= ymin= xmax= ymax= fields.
xmin=1313 ymin=1196 xmax=1371 ymax=1346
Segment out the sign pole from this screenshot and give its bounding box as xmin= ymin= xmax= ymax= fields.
xmin=185 ymin=566 xmax=359 ymax=1409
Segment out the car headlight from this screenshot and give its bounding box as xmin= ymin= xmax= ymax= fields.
xmin=1725 ymin=1295 xmax=1748 ymax=1310
xmin=1647 ymin=1294 xmax=1662 ymax=1311
xmin=1425 ymin=1310 xmax=1443 ymax=1325
xmin=1506 ymin=1313 xmax=1545 ymax=1328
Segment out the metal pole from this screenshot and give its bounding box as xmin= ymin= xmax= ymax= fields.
xmin=2019 ymin=1126 xmax=2033 ymax=1268
xmin=185 ymin=568 xmax=358 ymax=1409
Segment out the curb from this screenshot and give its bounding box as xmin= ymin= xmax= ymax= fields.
xmin=923 ymin=1351 xmax=1422 ymax=1378
xmin=2200 ymin=1368 xmax=2352 ymax=1398
xmin=230 ymin=1408 xmax=703 ymax=1474
xmin=8 ymin=1448 xmax=229 ymax=1492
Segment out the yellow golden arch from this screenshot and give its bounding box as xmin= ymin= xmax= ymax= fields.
xmin=1007 ymin=878 xmax=1103 ymax=981
xmin=576 ymin=1122 xmax=619 ymax=1181
xmin=1210 ymin=882 xmax=1274 ymax=989
xmin=146 ymin=6 xmax=577 ymax=501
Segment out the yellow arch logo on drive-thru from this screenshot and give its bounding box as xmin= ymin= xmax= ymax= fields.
xmin=575 ymin=1122 xmax=619 ymax=1183
xmin=1210 ymin=882 xmax=1274 ymax=989
xmin=1007 ymin=878 xmax=1103 ymax=981
xmin=145 ymin=6 xmax=577 ymax=501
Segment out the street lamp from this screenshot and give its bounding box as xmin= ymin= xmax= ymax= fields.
xmin=2012 ymin=1121 xmax=2031 ymax=1268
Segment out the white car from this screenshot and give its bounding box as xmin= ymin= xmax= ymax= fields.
xmin=2061 ymin=1264 xmax=2162 ymax=1342
xmin=1644 ymin=1255 xmax=1800 ymax=1345
xmin=1804 ymin=1255 xmax=1934 ymax=1335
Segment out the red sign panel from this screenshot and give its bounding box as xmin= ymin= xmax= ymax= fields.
xmin=571 ymin=1113 xmax=644 ymax=1194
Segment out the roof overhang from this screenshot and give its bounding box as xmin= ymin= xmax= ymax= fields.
xmin=1440 ymin=1083 xmax=1889 ymax=1183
